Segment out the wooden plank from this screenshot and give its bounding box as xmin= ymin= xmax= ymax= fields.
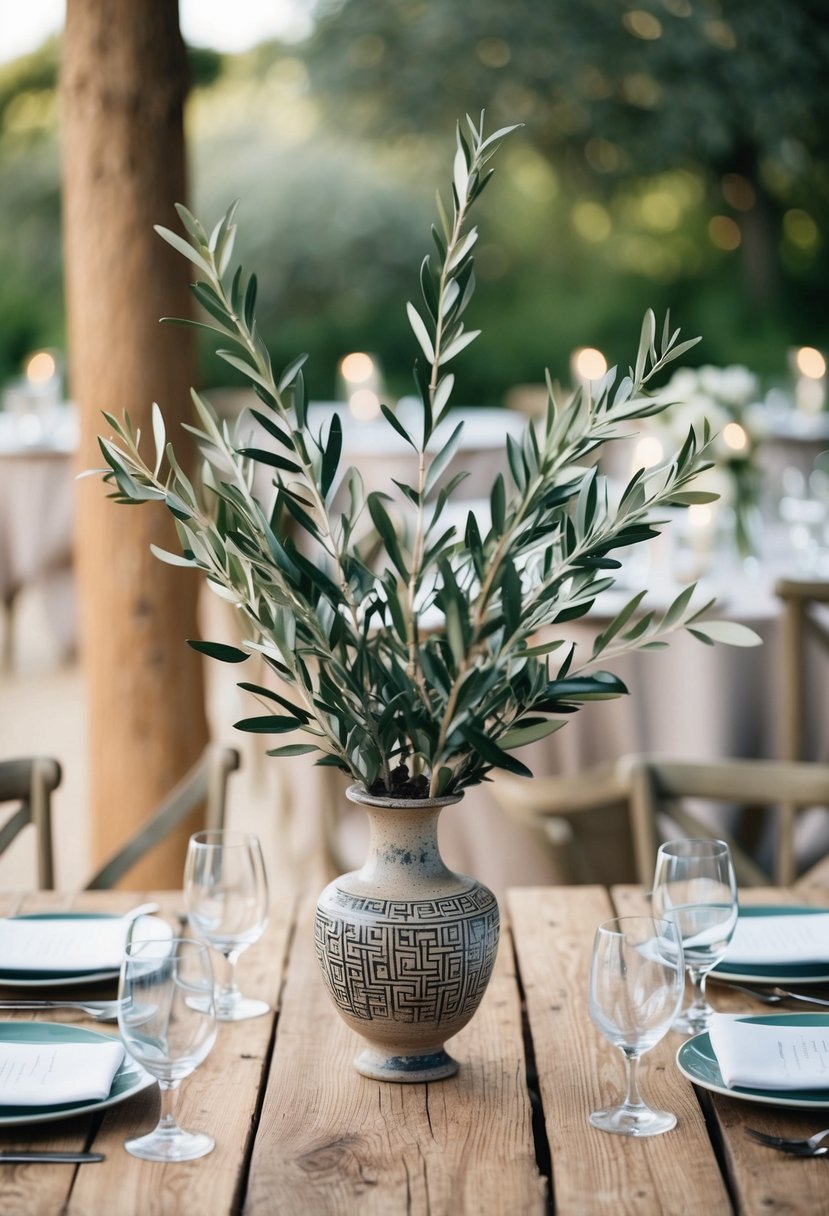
xmin=615 ymin=884 xmax=829 ymax=1215
xmin=705 ymin=884 xmax=829 ymax=1216
xmin=509 ymin=885 xmax=731 ymax=1216
xmin=0 ymin=888 xmax=290 ymax=1216
xmin=0 ymin=889 xmax=148 ymax=1216
xmin=67 ymin=889 xmax=294 ymax=1216
xmin=245 ymin=895 xmax=545 ymax=1216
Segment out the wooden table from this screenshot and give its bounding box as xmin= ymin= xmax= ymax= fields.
xmin=2 ymin=884 xmax=829 ymax=1214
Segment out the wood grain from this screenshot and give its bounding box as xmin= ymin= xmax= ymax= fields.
xmin=6 ymin=884 xmax=829 ymax=1213
xmin=0 ymin=890 xmax=291 ymax=1215
xmin=67 ymin=890 xmax=294 ymax=1216
xmin=615 ymin=883 xmax=829 ymax=1215
xmin=245 ymin=895 xmax=545 ymax=1215
xmin=509 ymin=885 xmax=731 ymax=1216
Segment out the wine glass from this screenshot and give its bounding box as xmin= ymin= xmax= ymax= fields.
xmin=184 ymin=830 xmax=270 ymax=1021
xmin=651 ymin=837 xmax=739 ymax=1035
xmin=588 ymin=915 xmax=685 ymax=1137
xmin=118 ymin=937 xmax=217 ymax=1161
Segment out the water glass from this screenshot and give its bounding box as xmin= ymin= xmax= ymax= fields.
xmin=184 ymin=830 xmax=270 ymax=1021
xmin=588 ymin=915 xmax=684 ymax=1137
xmin=118 ymin=937 xmax=217 ymax=1161
xmin=651 ymin=838 xmax=739 ymax=1035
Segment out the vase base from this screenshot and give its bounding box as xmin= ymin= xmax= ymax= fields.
xmin=354 ymin=1046 xmax=459 ymax=1083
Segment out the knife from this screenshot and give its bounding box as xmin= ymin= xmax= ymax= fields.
xmin=0 ymin=1151 xmax=104 ymax=1163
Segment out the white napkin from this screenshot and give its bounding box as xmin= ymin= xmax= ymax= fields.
xmin=709 ymin=1016 xmax=829 ymax=1091
xmin=0 ymin=915 xmax=171 ymax=973
xmin=720 ymin=913 xmax=829 ymax=966
xmin=0 ymin=1039 xmax=125 ymax=1106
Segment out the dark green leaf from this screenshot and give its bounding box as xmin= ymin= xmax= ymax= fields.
xmin=266 ymin=743 xmax=320 ymax=757
xmin=187 ymin=639 xmax=249 ymax=663
xmin=237 ymin=447 xmax=301 ymax=474
xmin=233 ymin=715 xmax=304 ymax=733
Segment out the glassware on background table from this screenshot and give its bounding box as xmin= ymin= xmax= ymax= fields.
xmin=118 ymin=937 xmax=217 ymax=1162
xmin=184 ymin=830 xmax=270 ymax=1021
xmin=588 ymin=915 xmax=685 ymax=1137
xmin=651 ymin=837 xmax=739 ymax=1035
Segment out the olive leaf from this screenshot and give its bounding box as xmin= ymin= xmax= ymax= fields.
xmin=99 ymin=115 xmax=760 ymax=801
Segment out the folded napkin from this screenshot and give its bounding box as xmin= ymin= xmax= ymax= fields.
xmin=709 ymin=1016 xmax=829 ymax=1091
xmin=0 ymin=1039 xmax=125 ymax=1106
xmin=0 ymin=915 xmax=170 ymax=974
xmin=720 ymin=913 xmax=829 ymax=966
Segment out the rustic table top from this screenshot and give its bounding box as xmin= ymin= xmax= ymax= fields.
xmin=1 ymin=884 xmax=828 ymax=1215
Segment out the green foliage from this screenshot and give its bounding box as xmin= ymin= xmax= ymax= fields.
xmin=97 ymin=118 xmax=758 ymax=799
xmin=2 ymin=11 xmax=829 ymax=392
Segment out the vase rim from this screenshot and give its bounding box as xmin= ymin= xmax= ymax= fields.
xmin=346 ymin=782 xmax=463 ymax=810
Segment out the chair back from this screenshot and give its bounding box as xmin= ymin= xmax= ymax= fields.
xmin=84 ymin=744 xmax=240 ymax=889
xmin=776 ymin=578 xmax=829 ymax=760
xmin=490 ymin=764 xmax=635 ymax=884
xmin=621 ymin=755 xmax=829 ymax=888
xmin=0 ymin=757 xmax=62 ymax=888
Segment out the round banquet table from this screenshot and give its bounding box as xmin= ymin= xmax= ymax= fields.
xmin=0 ymin=408 xmax=77 ymax=665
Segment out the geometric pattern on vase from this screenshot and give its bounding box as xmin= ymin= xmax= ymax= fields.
xmin=314 ymin=885 xmax=500 ymax=1027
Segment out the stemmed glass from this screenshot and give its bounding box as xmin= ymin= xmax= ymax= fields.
xmin=651 ymin=838 xmax=739 ymax=1035
xmin=588 ymin=915 xmax=685 ymax=1137
xmin=118 ymin=937 xmax=217 ymax=1161
xmin=184 ymin=830 xmax=270 ymax=1021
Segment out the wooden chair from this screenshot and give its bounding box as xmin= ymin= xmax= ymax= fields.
xmin=0 ymin=756 xmax=62 ymax=888
xmin=84 ymin=743 xmax=240 ymax=889
xmin=492 ymin=754 xmax=829 ymax=888
xmin=776 ymin=577 xmax=829 ymax=764
xmin=774 ymin=578 xmax=829 ymax=882
xmin=490 ymin=764 xmax=636 ymax=884
xmin=621 ymin=755 xmax=829 ymax=888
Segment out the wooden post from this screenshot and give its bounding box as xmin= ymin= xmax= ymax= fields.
xmin=61 ymin=0 xmax=209 ymax=886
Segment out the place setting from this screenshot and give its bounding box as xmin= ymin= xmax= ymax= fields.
xmin=587 ymin=836 xmax=829 ymax=1142
xmin=0 ymin=829 xmax=271 ymax=1161
xmin=675 ymin=883 xmax=829 ymax=1113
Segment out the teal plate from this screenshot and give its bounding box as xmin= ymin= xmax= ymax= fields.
xmin=677 ymin=1013 xmax=829 ymax=1109
xmin=0 ymin=912 xmax=169 ymax=988
xmin=0 ymin=1021 xmax=153 ymax=1126
xmin=712 ymin=905 xmax=829 ymax=985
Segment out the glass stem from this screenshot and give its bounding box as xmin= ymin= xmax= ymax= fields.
xmin=622 ymin=1051 xmax=644 ymax=1110
xmin=217 ymin=949 xmax=241 ymax=1015
xmin=156 ymin=1080 xmax=181 ymax=1135
xmin=687 ymin=967 xmax=708 ymax=1017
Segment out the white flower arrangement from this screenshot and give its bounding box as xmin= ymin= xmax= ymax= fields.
xmin=649 ymin=364 xmax=764 ymax=557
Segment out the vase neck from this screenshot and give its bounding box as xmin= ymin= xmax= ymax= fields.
xmin=356 ymin=801 xmax=456 ymax=896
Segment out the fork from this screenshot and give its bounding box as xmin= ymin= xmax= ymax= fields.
xmin=746 ymin=1126 xmax=829 ymax=1156
xmin=0 ymin=999 xmax=123 ymax=1021
xmin=715 ymin=981 xmax=829 ymax=1008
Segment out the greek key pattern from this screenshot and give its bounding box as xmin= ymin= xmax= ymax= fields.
xmin=314 ymin=887 xmax=500 ymax=1026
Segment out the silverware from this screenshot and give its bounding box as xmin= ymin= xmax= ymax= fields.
xmin=0 ymin=999 xmax=123 ymax=1021
xmin=746 ymin=1126 xmax=829 ymax=1156
xmin=715 ymin=981 xmax=829 ymax=1008
xmin=0 ymin=1150 xmax=104 ymax=1163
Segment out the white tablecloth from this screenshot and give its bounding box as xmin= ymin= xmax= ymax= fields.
xmin=0 ymin=410 xmax=77 ymax=661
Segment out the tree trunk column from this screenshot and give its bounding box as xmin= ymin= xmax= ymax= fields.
xmin=61 ymin=0 xmax=209 ymax=887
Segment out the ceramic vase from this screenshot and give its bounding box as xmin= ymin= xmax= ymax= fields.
xmin=314 ymin=783 xmax=500 ymax=1082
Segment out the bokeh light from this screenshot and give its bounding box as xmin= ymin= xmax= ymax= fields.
xmin=25 ymin=350 xmax=57 ymax=383
xmin=722 ymin=422 xmax=748 ymax=452
xmin=633 ymin=435 xmax=664 ymax=468
xmin=349 ymin=388 xmax=381 ymax=420
xmin=795 ymin=347 xmax=827 ymax=379
xmin=574 ymin=347 xmax=608 ymax=381
xmin=340 ymin=352 xmax=376 ymax=384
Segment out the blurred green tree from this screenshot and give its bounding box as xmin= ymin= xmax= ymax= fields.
xmin=306 ymin=0 xmax=829 ymax=360
xmin=1 ymin=3 xmax=827 ymax=399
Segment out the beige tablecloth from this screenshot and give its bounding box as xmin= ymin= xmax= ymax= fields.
xmin=0 ymin=411 xmax=77 ymax=661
